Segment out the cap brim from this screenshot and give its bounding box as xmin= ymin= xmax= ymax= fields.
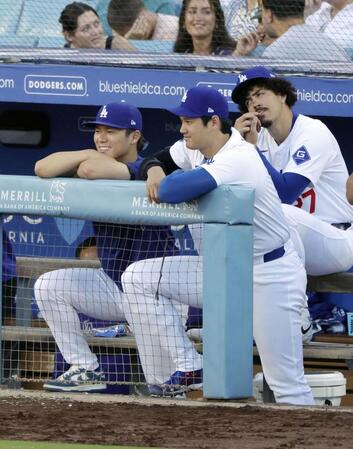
xmin=232 ymin=75 xmax=275 ymax=104
xmin=232 ymin=79 xmax=256 ymax=104
xmin=81 ymin=120 xmax=125 ymax=129
xmin=167 ymin=105 xmax=201 ymax=118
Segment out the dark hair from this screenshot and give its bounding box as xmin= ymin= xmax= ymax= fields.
xmin=262 ymin=0 xmax=305 ymax=18
xmin=125 ymin=128 xmax=146 ymax=152
xmin=237 ymin=78 xmax=297 ymax=113
xmin=107 ymin=0 xmax=144 ymax=33
xmin=200 ymin=116 xmax=232 ymax=134
xmin=75 ymin=236 xmax=97 ymax=259
xmin=59 ymin=2 xmax=99 ymax=33
xmin=174 ymin=0 xmax=236 ymax=54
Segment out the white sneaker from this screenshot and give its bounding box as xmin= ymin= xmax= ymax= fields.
xmin=301 ymin=307 xmax=314 ymax=344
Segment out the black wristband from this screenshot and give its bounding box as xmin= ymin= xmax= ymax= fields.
xmin=138 ymin=157 xmax=165 ymax=180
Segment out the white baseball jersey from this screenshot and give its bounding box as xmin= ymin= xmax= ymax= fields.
xmin=122 ymin=128 xmax=313 ymax=404
xmin=170 ymin=128 xmax=290 ymax=258
xmin=257 ymin=114 xmax=353 ymax=224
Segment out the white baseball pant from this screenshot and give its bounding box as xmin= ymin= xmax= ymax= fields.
xmin=34 ymin=267 xmax=177 ymax=380
xmin=282 ymin=204 xmax=353 ymax=275
xmin=122 ymin=240 xmax=314 ymax=405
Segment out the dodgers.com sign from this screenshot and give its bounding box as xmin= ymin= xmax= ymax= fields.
xmin=25 ymin=75 xmax=87 ymax=96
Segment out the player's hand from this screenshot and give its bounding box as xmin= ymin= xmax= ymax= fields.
xmin=234 ymin=112 xmax=261 ymax=145
xmin=125 ymin=10 xmax=157 ymax=40
xmin=146 ymin=166 xmax=166 ymax=203
xmin=233 ymin=32 xmax=259 ymax=57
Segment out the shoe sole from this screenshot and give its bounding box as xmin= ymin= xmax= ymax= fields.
xmin=43 ymin=383 xmax=107 ymax=392
xmin=150 ymin=382 xmax=203 ymax=398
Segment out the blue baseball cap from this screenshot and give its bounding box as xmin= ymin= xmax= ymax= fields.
xmin=168 ymin=86 xmax=229 ymax=119
xmin=83 ymin=102 xmax=142 ymax=131
xmin=231 ymin=66 xmax=276 ymax=104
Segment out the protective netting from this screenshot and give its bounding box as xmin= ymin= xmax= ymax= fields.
xmin=0 ymin=0 xmax=353 ymax=71
xmin=1 ymin=214 xmax=203 ymax=392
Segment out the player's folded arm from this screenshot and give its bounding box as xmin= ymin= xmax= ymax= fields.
xmin=256 ymin=148 xmax=310 ymax=204
xmin=158 ymin=167 xmax=217 ymax=203
xmin=138 ymin=147 xmax=181 ymax=179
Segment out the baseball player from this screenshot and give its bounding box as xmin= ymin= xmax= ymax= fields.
xmin=34 ymin=102 xmax=178 ymax=392
xmin=231 ymin=66 xmax=353 ymax=276
xmin=121 ymin=86 xmax=314 ymax=405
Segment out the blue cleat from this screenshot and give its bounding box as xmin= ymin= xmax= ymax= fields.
xmin=149 ymin=369 xmax=203 ymax=397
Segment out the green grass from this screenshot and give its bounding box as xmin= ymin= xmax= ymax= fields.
xmin=0 ymin=442 xmax=169 ymax=449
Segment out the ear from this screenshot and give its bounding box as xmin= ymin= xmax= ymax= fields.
xmin=262 ymin=7 xmax=273 ymax=23
xmin=210 ymin=115 xmax=221 ymax=128
xmin=63 ymin=31 xmax=74 ymax=44
xmin=130 ymin=130 xmax=141 ymax=144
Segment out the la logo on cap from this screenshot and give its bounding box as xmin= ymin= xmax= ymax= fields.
xmin=100 ymin=105 xmax=108 ymax=118
xmin=238 ymin=74 xmax=247 ymax=82
xmin=207 ymin=107 xmax=214 ymax=113
xmin=181 ymin=92 xmax=187 ymax=103
xmin=131 ymin=120 xmax=136 ymax=125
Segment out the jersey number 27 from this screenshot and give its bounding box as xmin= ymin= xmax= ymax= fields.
xmin=294 ymin=188 xmax=316 ymax=213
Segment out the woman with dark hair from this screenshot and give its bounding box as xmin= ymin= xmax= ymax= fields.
xmin=59 ymin=1 xmax=136 ymax=51
xmin=174 ymin=0 xmax=237 ymax=55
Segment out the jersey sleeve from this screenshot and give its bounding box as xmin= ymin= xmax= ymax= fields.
xmin=169 ymin=140 xmax=194 ymax=171
xmin=201 ymin=147 xmax=257 ymax=187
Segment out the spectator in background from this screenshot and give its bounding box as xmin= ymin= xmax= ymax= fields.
xmin=306 ymin=0 xmax=353 ymax=50
xmin=174 ymin=0 xmax=237 ymax=55
xmin=261 ymin=0 xmax=349 ymax=60
xmin=59 ymin=1 xmax=136 ymax=51
xmin=108 ymin=0 xmax=178 ymax=40
xmin=97 ymin=0 xmax=179 ymax=35
xmin=237 ymin=0 xmax=349 ymax=60
xmin=221 ymin=0 xmax=260 ymax=39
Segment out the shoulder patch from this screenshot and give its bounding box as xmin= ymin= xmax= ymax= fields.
xmin=292 ymin=146 xmax=311 ymax=165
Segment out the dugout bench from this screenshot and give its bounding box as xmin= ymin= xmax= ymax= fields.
xmin=2 ymin=257 xmax=353 ymax=400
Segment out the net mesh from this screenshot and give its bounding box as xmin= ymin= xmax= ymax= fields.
xmin=0 ymin=0 xmax=352 ymax=72
xmin=2 ymin=214 xmax=203 ymax=391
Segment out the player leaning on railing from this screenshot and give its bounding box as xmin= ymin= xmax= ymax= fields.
xmin=34 ymin=102 xmax=178 ymax=392
xmin=121 ymin=86 xmax=314 ymax=405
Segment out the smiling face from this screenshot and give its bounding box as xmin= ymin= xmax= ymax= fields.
xmin=93 ymin=126 xmax=139 ymax=162
xmin=245 ymin=84 xmax=286 ymax=128
xmin=66 ymin=10 xmax=105 ymax=48
xmin=184 ymin=0 xmax=216 ymax=40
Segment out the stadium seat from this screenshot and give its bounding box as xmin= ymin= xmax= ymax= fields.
xmin=17 ymin=0 xmax=73 ymax=37
xmin=0 ymin=35 xmax=37 ymax=48
xmin=37 ymin=36 xmax=66 ymax=48
xmin=130 ymin=39 xmax=174 ymax=53
xmin=0 ymin=0 xmax=24 ymax=35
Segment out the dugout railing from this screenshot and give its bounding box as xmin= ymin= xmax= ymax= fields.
xmin=0 ymin=174 xmax=255 ymax=399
